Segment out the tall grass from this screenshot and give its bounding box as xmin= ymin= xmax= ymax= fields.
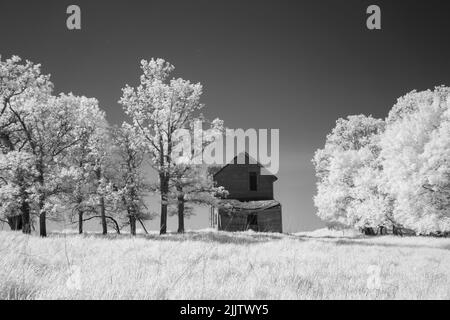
xmin=0 ymin=230 xmax=449 ymax=299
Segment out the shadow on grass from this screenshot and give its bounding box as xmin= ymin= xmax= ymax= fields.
xmin=49 ymin=230 xmax=300 ymax=245
xmin=294 ymin=235 xmax=366 ymax=240
xmin=47 ymin=231 xmax=449 ymax=250
xmin=330 ymin=238 xmax=450 ymax=251
xmin=143 ymin=231 xmax=294 ymax=245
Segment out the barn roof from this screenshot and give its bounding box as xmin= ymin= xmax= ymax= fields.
xmin=212 ymin=152 xmax=278 ymax=180
xmin=217 ymin=199 xmax=281 ymax=212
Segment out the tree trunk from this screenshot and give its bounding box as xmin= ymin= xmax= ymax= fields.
xmin=96 ymin=167 xmax=108 ymax=235
xmin=393 ymin=225 xmax=403 ymax=237
xmin=38 ymin=191 xmax=47 ymax=237
xmin=36 ymin=163 xmax=47 ymax=237
xmin=129 ymin=214 xmax=136 ymax=236
xmin=7 ymin=215 xmax=22 ymax=231
xmin=138 ymin=218 xmax=149 ymax=234
xmin=159 ymin=173 xmax=169 ymax=235
xmin=21 ymin=197 xmax=31 ymax=234
xmin=39 ymin=211 xmax=47 ymax=237
xmin=128 ymin=184 xmax=137 ymax=236
xmin=362 ymin=227 xmax=375 ymax=236
xmin=99 ymin=195 xmax=107 ymax=235
xmin=78 ymin=210 xmax=83 ymax=234
xmin=177 ymin=186 xmax=185 ymax=234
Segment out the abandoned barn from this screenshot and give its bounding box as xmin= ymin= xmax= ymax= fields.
xmin=210 ymin=153 xmax=282 ymax=233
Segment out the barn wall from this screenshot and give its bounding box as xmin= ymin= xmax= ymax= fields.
xmin=218 ymin=209 xmax=248 ymax=232
xmin=214 ymin=164 xmax=274 ymax=201
xmin=218 ymin=206 xmax=282 ymax=233
xmin=257 ymin=207 xmax=282 ymax=233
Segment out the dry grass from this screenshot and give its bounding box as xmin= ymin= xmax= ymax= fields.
xmin=0 ymin=229 xmax=449 ymax=300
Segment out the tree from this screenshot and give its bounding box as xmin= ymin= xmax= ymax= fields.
xmin=380 ymin=86 xmax=450 ymax=234
xmin=168 ymin=117 xmax=226 ymax=233
xmin=109 ymin=122 xmax=152 ymax=235
xmin=119 ymin=58 xmax=205 ymax=234
xmin=0 ymin=151 xmax=36 ymax=231
xmin=313 ymin=115 xmax=388 ymax=232
xmin=89 ymin=123 xmax=114 ymax=235
xmin=168 ymin=164 xmax=228 ymax=233
xmin=61 ymin=99 xmax=108 ymax=234
xmin=0 ymin=55 xmax=52 ymax=233
xmin=6 ymin=92 xmax=101 ymax=237
xmin=314 ymin=86 xmax=450 ymax=236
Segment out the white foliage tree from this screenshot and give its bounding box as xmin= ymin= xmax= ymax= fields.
xmin=9 ymin=93 xmax=103 ymax=236
xmin=108 ymin=122 xmax=153 ymax=235
xmin=380 ymin=86 xmax=450 ymax=234
xmin=120 ymin=58 xmax=208 ymax=234
xmin=168 ymin=163 xmax=228 ymax=233
xmin=314 ymin=86 xmax=450 ymax=236
xmin=0 ymin=55 xmax=52 ymax=233
xmin=0 ymin=151 xmax=37 ymax=230
xmin=313 ymin=115 xmax=388 ymax=232
xmin=61 ymin=98 xmax=109 ymax=234
xmin=168 ymin=117 xmax=226 ymax=233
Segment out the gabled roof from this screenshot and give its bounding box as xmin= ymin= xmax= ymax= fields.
xmin=212 ymin=152 xmax=278 ymax=180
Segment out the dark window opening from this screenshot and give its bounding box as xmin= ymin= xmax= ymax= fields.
xmin=249 ymin=172 xmax=257 ymax=191
xmin=247 ymin=214 xmax=258 ymax=231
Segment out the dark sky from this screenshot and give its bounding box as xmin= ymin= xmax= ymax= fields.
xmin=1 ymin=0 xmax=450 ymax=232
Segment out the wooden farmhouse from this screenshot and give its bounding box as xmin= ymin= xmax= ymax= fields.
xmin=210 ymin=153 xmax=282 ymax=233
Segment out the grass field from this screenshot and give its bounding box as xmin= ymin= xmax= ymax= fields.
xmin=0 ymin=229 xmax=449 ymax=299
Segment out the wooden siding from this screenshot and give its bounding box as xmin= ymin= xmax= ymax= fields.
xmin=256 ymin=207 xmax=283 ymax=233
xmin=218 ymin=209 xmax=248 ymax=232
xmin=214 ymin=164 xmax=275 ymax=201
xmin=218 ymin=206 xmax=282 ymax=233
